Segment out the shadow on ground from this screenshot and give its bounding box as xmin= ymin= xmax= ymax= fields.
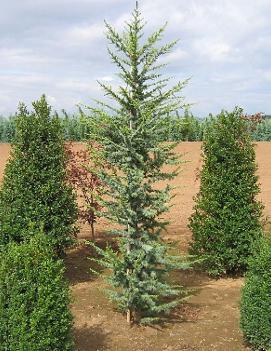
xmin=73 ymin=324 xmax=110 ymax=351
xmin=64 ymin=233 xmax=120 ymax=285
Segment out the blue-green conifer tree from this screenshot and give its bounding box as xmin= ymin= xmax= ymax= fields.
xmin=87 ymin=3 xmax=189 ymax=324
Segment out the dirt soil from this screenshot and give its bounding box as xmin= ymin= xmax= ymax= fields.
xmin=1 ymin=142 xmax=270 ymax=351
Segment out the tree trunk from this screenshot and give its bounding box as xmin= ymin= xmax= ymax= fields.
xmin=127 ymin=307 xmax=132 ymax=324
xmin=127 ymin=222 xmax=132 ymax=324
xmin=90 ymin=220 xmax=95 ymax=240
xmin=90 ymin=194 xmax=95 ymax=240
xmin=126 ymin=118 xmax=133 ymax=324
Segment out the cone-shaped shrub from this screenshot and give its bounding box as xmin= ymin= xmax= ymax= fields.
xmin=240 ymin=237 xmax=271 ymax=350
xmin=189 ymin=108 xmax=263 ymax=276
xmin=0 ymin=233 xmax=73 ymax=351
xmin=0 ymin=95 xmax=78 ymax=252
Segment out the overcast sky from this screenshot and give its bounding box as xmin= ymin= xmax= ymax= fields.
xmin=1 ymin=0 xmax=270 ymax=117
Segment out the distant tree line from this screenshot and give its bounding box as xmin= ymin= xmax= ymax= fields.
xmin=0 ymin=110 xmax=91 ymax=142
xmin=1 ymin=110 xmax=271 ymax=143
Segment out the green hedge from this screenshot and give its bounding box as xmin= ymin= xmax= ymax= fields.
xmin=189 ymin=108 xmax=263 ymax=276
xmin=240 ymin=237 xmax=271 ymax=350
xmin=0 ymin=96 xmax=78 ymax=252
xmin=0 ymin=234 xmax=73 ymax=351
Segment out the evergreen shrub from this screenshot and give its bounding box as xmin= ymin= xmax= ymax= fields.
xmin=0 ymin=234 xmax=73 ymax=351
xmin=240 ymin=237 xmax=271 ymax=350
xmin=189 ymin=108 xmax=263 ymax=276
xmin=0 ymin=95 xmax=78 ymax=252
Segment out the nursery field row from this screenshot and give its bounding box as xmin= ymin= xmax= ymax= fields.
xmin=1 ymin=114 xmax=271 ymax=143
xmin=2 ymin=141 xmax=271 ymax=240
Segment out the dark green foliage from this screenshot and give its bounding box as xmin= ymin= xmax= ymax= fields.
xmin=0 ymin=111 xmax=90 ymax=142
xmin=0 ymin=95 xmax=78 ymax=251
xmin=60 ymin=109 xmax=91 ymax=141
xmin=0 ymin=115 xmax=16 ymax=142
xmin=2 ymin=111 xmax=271 ymax=142
xmin=86 ymin=4 xmax=190 ymax=324
xmin=240 ymin=237 xmax=271 ymax=350
xmin=0 ymin=233 xmax=73 ymax=351
xmin=189 ymin=108 xmax=263 ymax=276
xmin=160 ymin=110 xmax=205 ymax=142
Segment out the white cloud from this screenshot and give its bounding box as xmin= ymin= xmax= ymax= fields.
xmin=0 ymin=0 xmax=270 ymax=116
xmin=98 ymin=76 xmax=114 ymax=82
xmin=55 ymin=79 xmax=97 ymax=92
xmin=0 ymin=73 xmax=51 ymax=86
xmin=0 ymin=48 xmax=53 ymax=66
xmin=66 ymin=23 xmax=104 ymax=43
xmin=194 ymin=40 xmax=232 ymax=62
xmin=263 ymin=70 xmax=271 ymax=82
xmin=164 ymin=48 xmax=188 ymax=63
xmin=47 ymin=95 xmax=56 ymax=105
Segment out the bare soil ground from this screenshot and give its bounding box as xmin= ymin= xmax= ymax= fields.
xmin=1 ymin=142 xmax=270 ymax=351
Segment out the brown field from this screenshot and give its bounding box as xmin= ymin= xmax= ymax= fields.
xmin=1 ymin=142 xmax=270 ymax=351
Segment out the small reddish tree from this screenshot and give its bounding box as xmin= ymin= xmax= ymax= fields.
xmin=66 ymin=142 xmax=104 ymax=240
xmin=242 ymin=112 xmax=264 ymax=133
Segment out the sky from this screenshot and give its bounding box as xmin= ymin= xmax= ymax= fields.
xmin=1 ymin=0 xmax=270 ymax=117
